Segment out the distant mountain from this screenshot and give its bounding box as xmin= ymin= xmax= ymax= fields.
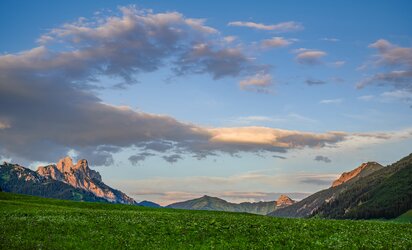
xmin=138 ymin=200 xmax=162 ymax=208
xmin=270 ymin=153 xmax=412 ymax=220
xmin=269 ymin=161 xmax=384 ymax=218
xmin=167 ymin=195 xmax=295 ymax=215
xmin=0 ymin=156 xmax=136 ymax=204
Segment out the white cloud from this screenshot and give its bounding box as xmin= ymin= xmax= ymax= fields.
xmin=321 ymin=37 xmax=340 ymax=42
xmin=320 ymin=98 xmax=343 ymax=104
xmin=294 ymin=49 xmax=327 ymax=65
xmin=239 ymin=72 xmax=273 ymax=92
xmin=228 ymin=21 xmax=303 ymax=32
xmin=331 ymin=60 xmax=346 ymax=67
xmin=261 ymin=37 xmax=294 ymax=48
xmin=358 ymin=95 xmax=374 ymax=101
xmin=223 ymin=36 xmax=237 ymax=43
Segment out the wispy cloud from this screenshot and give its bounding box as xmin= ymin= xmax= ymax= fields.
xmin=358 ymin=95 xmax=374 ymax=101
xmin=321 ymin=37 xmax=340 ymax=42
xmin=357 ymin=39 xmax=412 ymax=99
xmin=320 ymin=98 xmax=343 ymax=104
xmin=260 ymin=37 xmax=295 ymax=49
xmin=228 ymin=21 xmax=303 ymax=32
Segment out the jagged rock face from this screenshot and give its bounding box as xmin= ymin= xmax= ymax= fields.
xmin=37 ymin=156 xmax=135 ymax=204
xmin=276 ymin=195 xmax=295 ymax=207
xmin=331 ymin=162 xmax=383 ymax=187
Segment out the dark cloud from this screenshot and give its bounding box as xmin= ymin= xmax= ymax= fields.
xmin=137 ymin=140 xmax=175 ymax=153
xmin=272 ymin=155 xmax=287 ymax=160
xmin=162 ymin=154 xmax=183 ymax=164
xmin=305 ymin=78 xmax=326 ymax=85
xmin=129 ymin=152 xmax=155 ymax=165
xmin=300 ymin=178 xmax=332 ymax=186
xmin=314 ymin=155 xmax=332 ymax=163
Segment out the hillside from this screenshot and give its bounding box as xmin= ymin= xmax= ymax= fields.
xmin=269 ymin=162 xmax=383 ymax=218
xmin=167 ymin=195 xmax=294 ymax=215
xmin=138 ymin=200 xmax=162 ymax=208
xmin=0 ymin=157 xmax=136 ymax=204
xmin=1 ymin=192 xmax=411 ymax=249
xmin=313 ymin=153 xmax=412 ymax=219
xmin=393 ymin=210 xmax=412 ymax=223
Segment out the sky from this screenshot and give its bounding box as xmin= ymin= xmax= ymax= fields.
xmin=0 ymin=0 xmax=411 ymax=205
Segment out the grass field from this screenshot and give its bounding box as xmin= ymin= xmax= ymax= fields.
xmin=0 ymin=192 xmax=411 ymax=249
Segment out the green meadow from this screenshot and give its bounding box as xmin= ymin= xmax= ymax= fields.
xmin=1 ymin=192 xmax=411 ymax=249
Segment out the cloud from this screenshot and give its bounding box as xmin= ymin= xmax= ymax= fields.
xmin=162 ymin=154 xmax=183 ymax=164
xmin=129 ymin=152 xmax=155 ymax=165
xmin=239 ymin=72 xmax=273 ymax=92
xmin=272 ymin=155 xmax=287 ymax=160
xmin=261 ymin=37 xmax=294 ymax=49
xmin=223 ymin=36 xmax=237 ymax=43
xmin=1 ymin=6 xmax=405 ymax=165
xmin=314 ymin=155 xmax=332 ymax=163
xmin=358 ymin=95 xmax=374 ymax=101
xmin=321 ymin=37 xmax=340 ymax=42
xmin=381 ymin=90 xmax=412 ymax=103
xmin=226 ymin=113 xmax=317 ymax=126
xmin=300 ymin=176 xmax=335 ymax=186
xmin=294 ymin=49 xmax=327 ymax=65
xmin=0 ymin=121 xmax=10 ymax=129
xmin=320 ymin=98 xmax=343 ymax=104
xmin=305 ymin=78 xmax=326 ymax=85
xmin=331 ymin=60 xmax=346 ymax=67
xmin=228 ymin=21 xmax=303 ymax=32
xmin=174 ymin=43 xmax=255 ymax=80
xmin=357 ymin=39 xmax=412 ymax=95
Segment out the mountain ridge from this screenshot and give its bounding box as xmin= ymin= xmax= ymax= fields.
xmin=167 ymin=194 xmax=295 ymax=215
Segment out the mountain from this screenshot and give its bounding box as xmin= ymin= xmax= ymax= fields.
xmin=269 ymin=161 xmax=384 ymax=218
xmin=167 ymin=195 xmax=295 ymax=215
xmin=0 ymin=156 xmax=136 ymax=204
xmin=138 ymin=200 xmax=162 ymax=208
xmin=332 ymin=162 xmax=383 ymax=187
xmin=37 ymin=156 xmax=135 ymax=204
xmin=270 ymin=154 xmax=412 ymax=220
xmin=0 ymin=162 xmax=108 ymax=202
xmin=312 ymin=153 xmax=412 ymax=219
xmin=276 ymin=194 xmax=295 ymax=208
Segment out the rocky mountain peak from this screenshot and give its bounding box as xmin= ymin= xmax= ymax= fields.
xmin=332 ymin=161 xmax=383 ymax=187
xmin=56 ymin=156 xmax=74 ymax=173
xmin=36 ymin=156 xmax=134 ymax=204
xmin=276 ymin=195 xmax=295 ymax=207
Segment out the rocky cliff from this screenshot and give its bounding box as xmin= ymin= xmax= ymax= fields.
xmin=37 ymin=156 xmax=135 ymax=204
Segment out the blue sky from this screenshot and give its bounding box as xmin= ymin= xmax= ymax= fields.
xmin=1 ymin=1 xmax=411 ymax=204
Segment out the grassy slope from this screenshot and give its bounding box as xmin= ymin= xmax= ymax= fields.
xmin=1 ymin=192 xmax=411 ymax=249
xmin=393 ymin=210 xmax=412 ymax=223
